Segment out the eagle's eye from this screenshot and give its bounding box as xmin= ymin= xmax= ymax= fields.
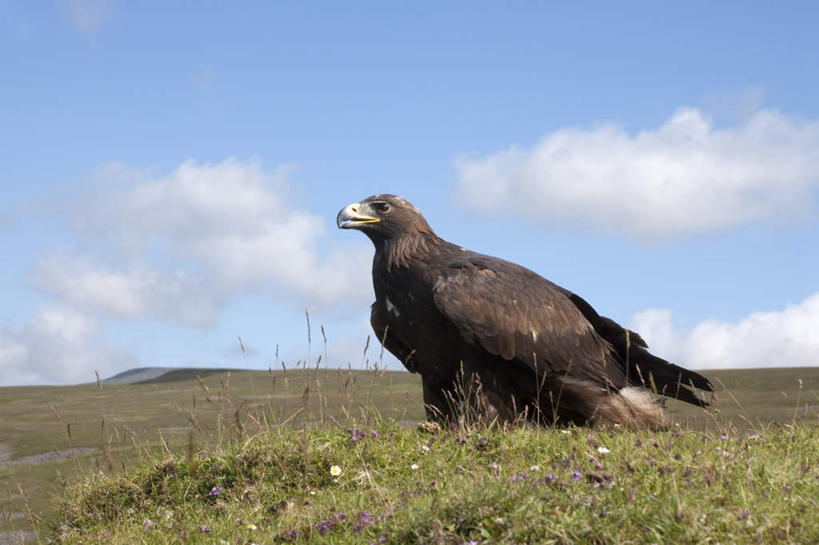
xmin=372 ymin=201 xmax=391 ymax=214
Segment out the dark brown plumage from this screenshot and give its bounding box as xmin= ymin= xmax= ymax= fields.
xmin=338 ymin=194 xmax=712 ymax=429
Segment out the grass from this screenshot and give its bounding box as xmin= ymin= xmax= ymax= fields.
xmin=48 ymin=420 xmax=819 ymax=544
xmin=0 ymin=364 xmax=817 ymax=543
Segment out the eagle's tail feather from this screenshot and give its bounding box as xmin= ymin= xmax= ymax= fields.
xmin=627 ymin=347 xmax=712 ymax=405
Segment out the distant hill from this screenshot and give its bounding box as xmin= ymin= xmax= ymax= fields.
xmin=104 ymin=367 xmax=236 ymax=385
xmin=104 ymin=367 xmax=175 ymax=384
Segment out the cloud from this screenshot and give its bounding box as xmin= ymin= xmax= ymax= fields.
xmin=0 ymin=305 xmax=132 ymax=386
xmin=34 ymin=254 xmax=219 ymax=327
xmin=455 ymin=108 xmax=819 ymax=241
xmin=40 ymin=159 xmax=372 ymax=326
xmin=630 ymin=292 xmax=819 ymax=369
xmin=63 ymin=0 xmax=112 ymax=34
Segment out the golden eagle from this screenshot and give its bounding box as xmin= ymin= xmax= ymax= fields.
xmin=338 ymin=194 xmax=712 ymax=429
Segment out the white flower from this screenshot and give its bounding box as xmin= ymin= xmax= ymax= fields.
xmin=530 ymin=465 xmax=540 ymax=471
xmin=330 ymin=465 xmax=342 ymax=477
xmin=597 ymin=446 xmax=610 ymax=454
xmin=421 ymin=445 xmax=430 ymax=452
xmin=246 ymin=523 xmax=257 ymax=530
xmin=411 ymin=463 xmax=420 ymax=470
xmin=560 ymin=429 xmax=570 ymax=434
xmin=309 ymin=490 xmax=316 ymax=495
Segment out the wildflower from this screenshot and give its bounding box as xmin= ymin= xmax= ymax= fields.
xmin=199 ymin=525 xmax=211 ymax=534
xmin=318 ymin=520 xmax=333 ymax=535
xmin=208 ymin=485 xmax=223 ymax=496
xmin=560 ymin=429 xmax=570 ymax=434
xmin=309 ymin=490 xmax=316 ymax=495
xmin=370 ymin=429 xmax=379 ymax=438
xmin=597 ymin=446 xmax=610 ymax=454
xmin=456 ymin=436 xmax=468 ymax=444
xmin=348 ymin=428 xmax=364 ymax=441
xmin=570 ymin=470 xmax=582 ymax=482
xmin=490 ymin=462 xmax=499 ymax=470
xmin=421 ymin=444 xmax=430 ymax=452
xmin=247 ymin=522 xmax=258 ymax=530
xmin=142 ymin=519 xmax=154 ymax=530
xmin=720 ymin=433 xmax=728 ymax=440
xmin=530 ymin=465 xmax=540 ymax=471
xmin=330 ymin=465 xmax=342 ymax=477
xmin=411 ymin=463 xmax=420 ymax=470
xmin=359 ymin=510 xmax=373 ymax=525
xmin=545 ymin=473 xmax=556 ymax=483
xmin=737 ymin=509 xmax=750 ymax=521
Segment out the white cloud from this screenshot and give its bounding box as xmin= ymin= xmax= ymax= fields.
xmin=0 ymin=305 xmax=131 ymax=386
xmin=455 ymin=108 xmax=819 ymax=241
xmin=40 ymin=159 xmax=372 ymax=326
xmin=34 ymin=254 xmax=219 ymax=327
xmin=630 ymin=292 xmax=819 ymax=369
xmin=63 ymin=0 xmax=112 ymax=34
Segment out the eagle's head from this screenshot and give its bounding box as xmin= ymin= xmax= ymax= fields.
xmin=337 ymin=194 xmax=433 ymax=244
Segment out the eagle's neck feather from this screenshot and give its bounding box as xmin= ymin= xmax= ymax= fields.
xmin=379 ymin=231 xmax=441 ymax=271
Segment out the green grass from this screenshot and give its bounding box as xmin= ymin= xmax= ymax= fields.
xmin=1 ymin=365 xmax=818 ymax=543
xmin=49 ymin=421 xmax=819 ymax=544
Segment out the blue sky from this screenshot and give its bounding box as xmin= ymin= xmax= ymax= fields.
xmin=1 ymin=1 xmax=818 ymax=385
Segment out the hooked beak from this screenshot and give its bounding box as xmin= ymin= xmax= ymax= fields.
xmin=337 ymin=202 xmax=380 ymax=229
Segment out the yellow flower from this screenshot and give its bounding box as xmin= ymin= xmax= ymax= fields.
xmin=330 ymin=465 xmax=342 ymax=477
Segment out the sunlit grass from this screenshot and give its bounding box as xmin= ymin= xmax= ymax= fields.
xmin=49 ymin=420 xmax=818 ymax=544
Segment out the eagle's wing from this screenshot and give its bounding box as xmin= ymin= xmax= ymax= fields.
xmin=370 ymin=303 xmax=418 ymax=373
xmin=431 ymin=254 xmax=626 ymax=389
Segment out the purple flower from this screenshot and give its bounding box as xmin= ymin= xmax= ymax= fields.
xmin=370 ymin=429 xmax=379 ymax=438
xmin=545 ymin=473 xmax=556 ymax=483
xmin=737 ymin=509 xmax=750 ymax=521
xmin=208 ymin=485 xmax=223 ymax=496
xmin=570 ymin=471 xmax=582 ymax=482
xmin=199 ymin=525 xmax=211 ymax=534
xmin=720 ymin=433 xmax=728 ymax=441
xmin=359 ymin=510 xmax=373 ymax=524
xmin=456 ymin=436 xmax=469 ymax=444
xmin=142 ymin=519 xmax=154 ymax=529
xmin=348 ymin=428 xmax=364 ymax=441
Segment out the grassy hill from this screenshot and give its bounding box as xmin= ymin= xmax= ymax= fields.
xmin=0 ymin=365 xmax=817 ymax=543
xmin=49 ymin=420 xmax=819 ymax=544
